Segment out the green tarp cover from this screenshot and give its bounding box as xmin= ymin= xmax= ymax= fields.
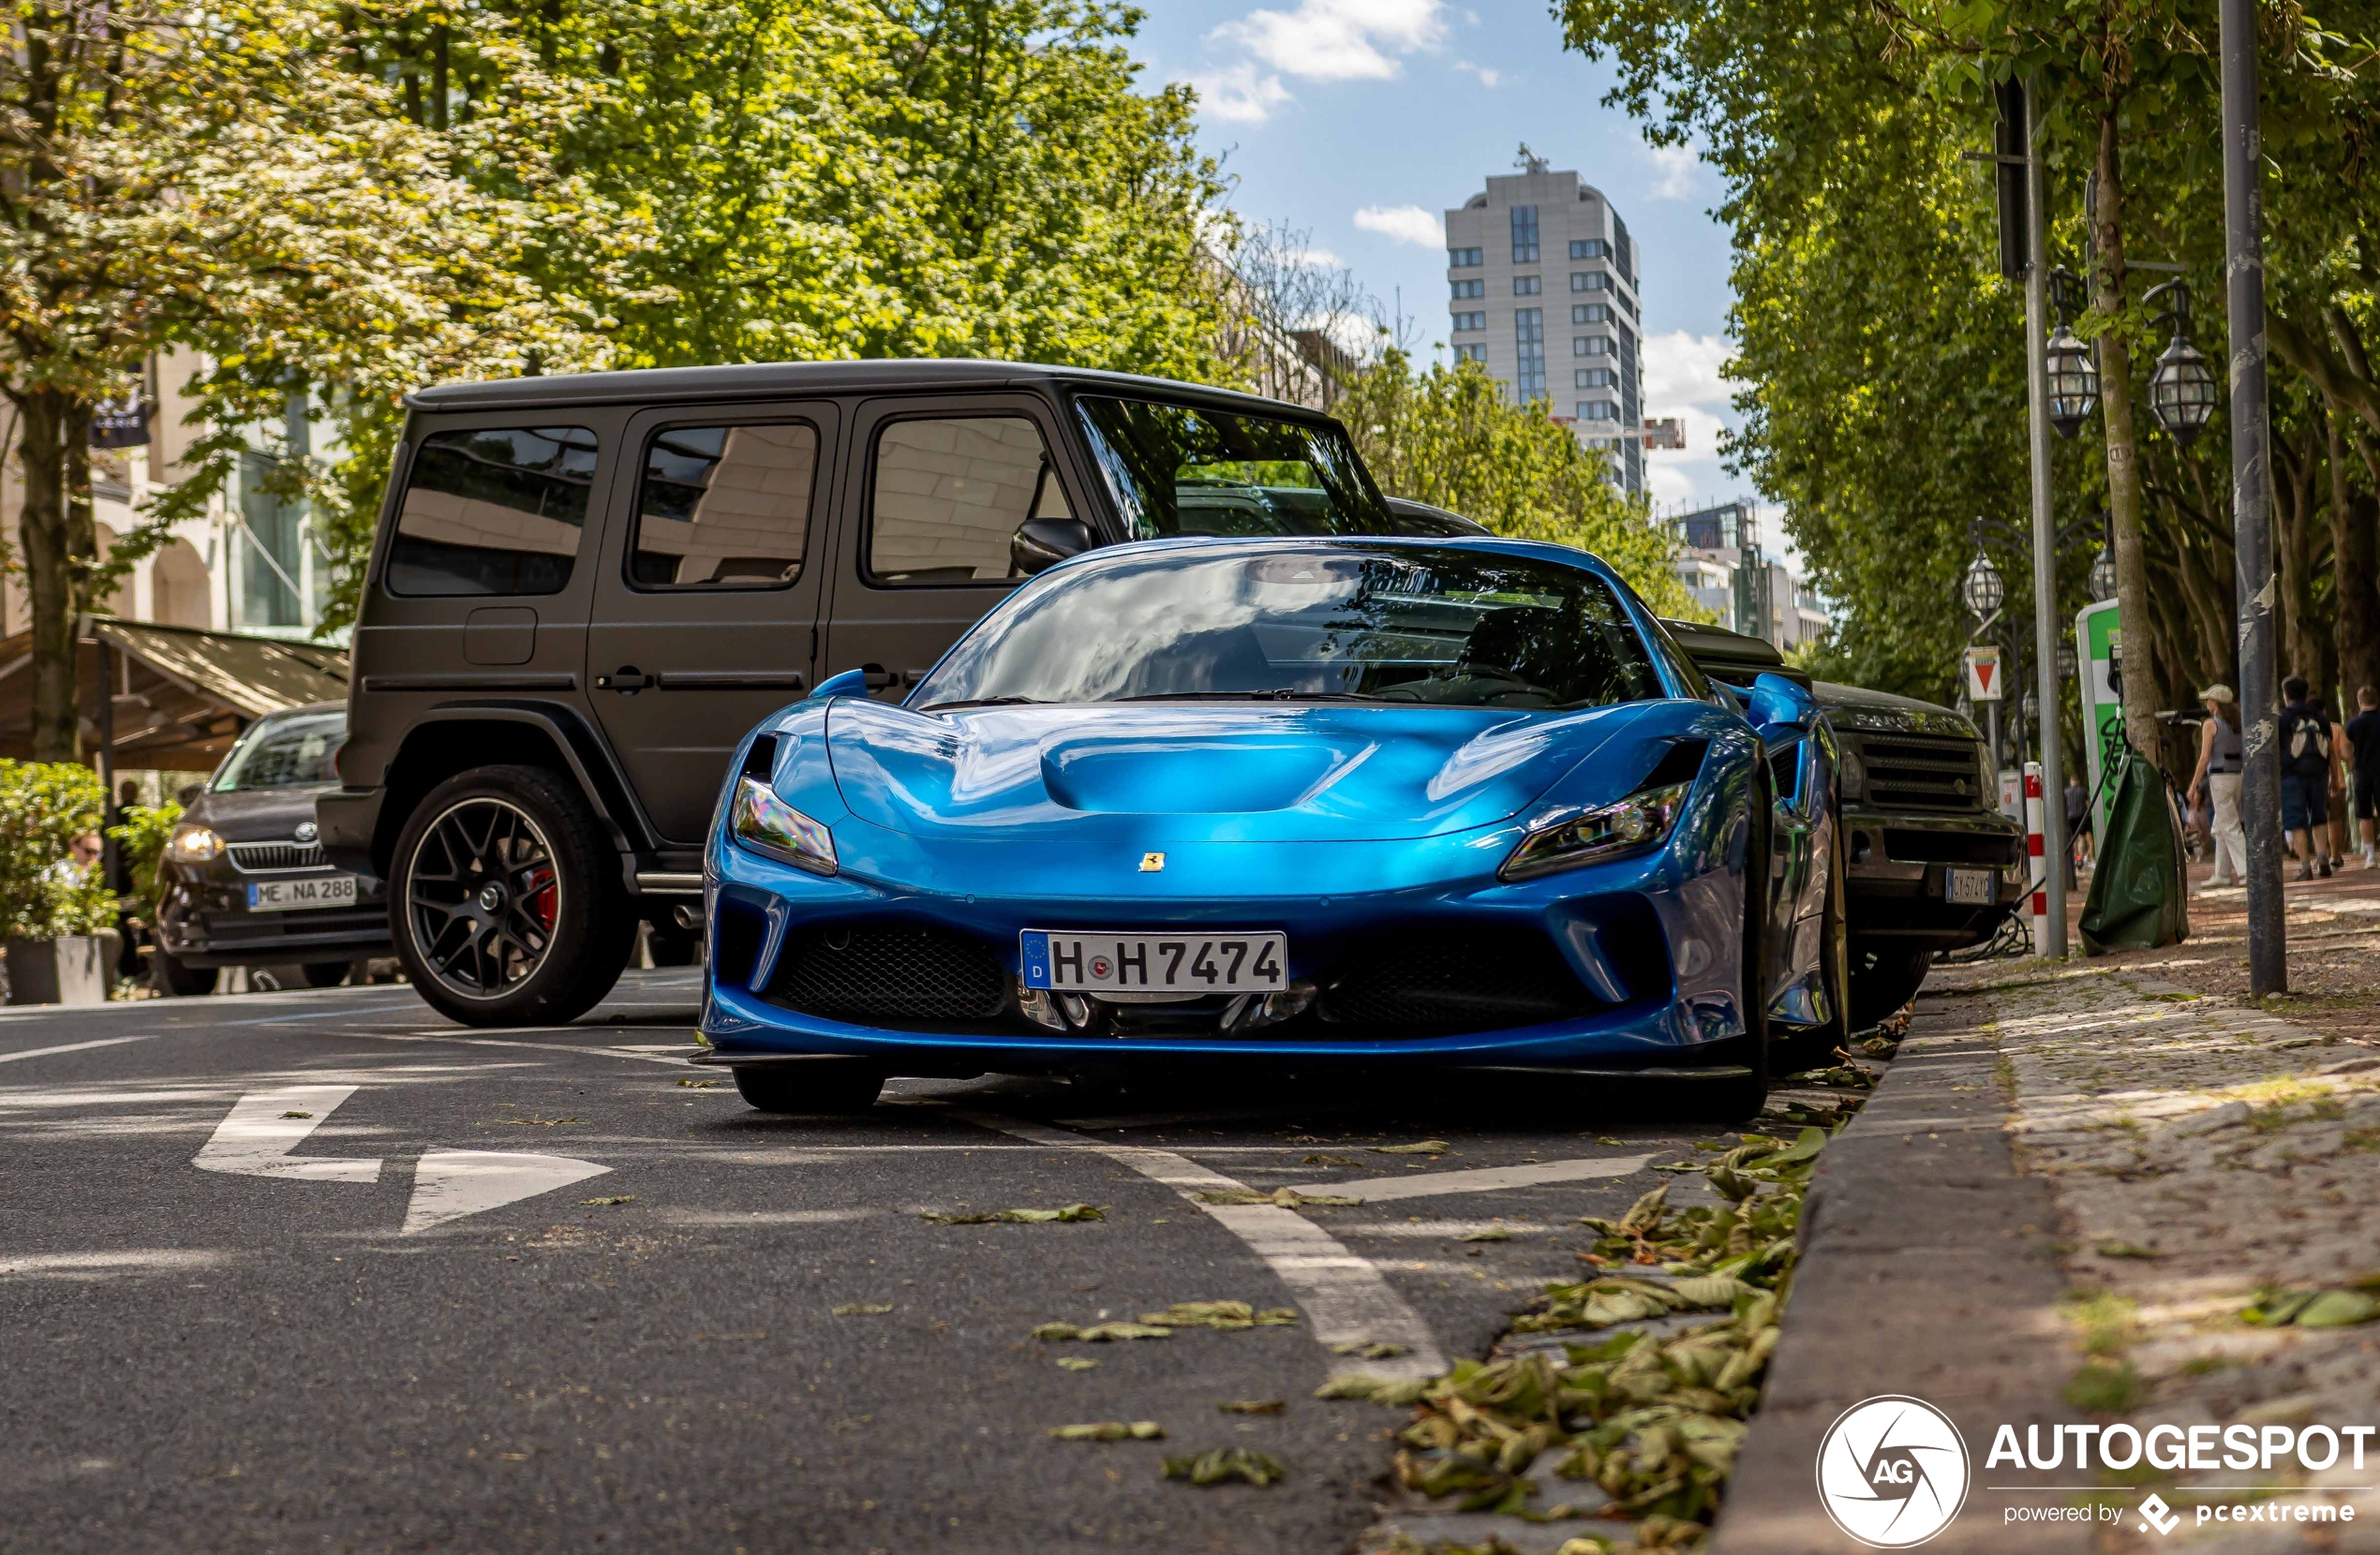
xmin=2080 ymin=747 xmax=2190 ymax=954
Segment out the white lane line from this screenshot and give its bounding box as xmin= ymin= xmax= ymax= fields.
xmin=1289 ymin=1154 xmax=1655 ymax=1204
xmin=0 ymin=1035 xmax=160 ymax=1065
xmin=402 ymin=1150 xmax=610 ymax=1235
xmin=193 ymin=1086 xmax=382 ymax=1182
xmin=335 ymin=1030 xmax=694 ymax=1066
xmin=960 ymin=1111 xmax=1445 ymax=1383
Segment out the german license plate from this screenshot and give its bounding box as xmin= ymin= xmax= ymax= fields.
xmin=246 ymin=875 xmax=359 ymax=912
xmin=1943 ymin=868 xmax=1996 ymax=906
xmin=1021 ymin=931 xmax=1287 ymax=993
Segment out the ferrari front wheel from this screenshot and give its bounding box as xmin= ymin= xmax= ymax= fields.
xmin=1705 ymin=781 xmax=1773 ymax=1124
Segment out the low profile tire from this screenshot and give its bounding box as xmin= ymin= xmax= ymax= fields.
xmin=1704 ymin=777 xmax=1773 ymax=1125
xmin=1848 ymin=942 xmax=1933 ymax=1030
xmin=731 ymin=1062 xmax=885 ymax=1115
xmin=1774 ymin=823 xmax=1852 ymax=1076
xmin=152 ymin=951 xmax=216 ymax=998
xmin=301 ymin=961 xmax=350 ymax=989
xmin=390 ymin=764 xmax=636 ymax=1029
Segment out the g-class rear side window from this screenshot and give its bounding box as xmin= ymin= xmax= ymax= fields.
xmin=385 ymin=425 xmax=600 ymax=597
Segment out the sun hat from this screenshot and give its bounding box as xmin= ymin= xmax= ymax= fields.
xmin=2197 ymin=684 xmax=2236 ymax=703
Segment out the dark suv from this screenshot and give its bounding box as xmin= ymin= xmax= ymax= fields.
xmin=1660 ymin=618 xmax=2023 ymax=1025
xmin=320 ymin=361 xmax=1466 ymax=1026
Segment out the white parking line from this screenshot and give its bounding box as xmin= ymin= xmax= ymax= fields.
xmin=960 ymin=1111 xmax=1446 ymax=1382
xmin=1289 ymin=1154 xmax=1655 ymax=1203
xmin=0 ymin=1035 xmax=160 ymax=1065
xmin=335 ymin=1030 xmax=695 ymax=1065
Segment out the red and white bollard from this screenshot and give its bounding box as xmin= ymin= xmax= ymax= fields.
xmin=2022 ymin=761 xmax=2048 ymax=956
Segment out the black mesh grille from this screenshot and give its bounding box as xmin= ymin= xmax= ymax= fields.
xmin=1882 ymin=828 xmax=2021 ymax=866
xmin=767 ymin=924 xmax=1007 ymax=1023
xmin=1316 ymin=928 xmax=1596 ymax=1035
xmin=1860 ymin=735 xmax=1983 ymax=812
xmin=230 ymin=841 xmax=328 ymax=871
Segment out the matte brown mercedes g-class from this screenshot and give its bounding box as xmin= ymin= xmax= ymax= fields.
xmin=319 ymin=361 xmax=1455 ymax=1026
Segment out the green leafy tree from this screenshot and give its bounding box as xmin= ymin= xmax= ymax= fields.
xmin=0 ymin=761 xmax=113 ymax=940
xmin=1337 ymin=351 xmax=1695 ymax=617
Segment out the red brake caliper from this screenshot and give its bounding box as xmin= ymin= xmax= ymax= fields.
xmin=522 ymin=866 xmax=558 ymax=934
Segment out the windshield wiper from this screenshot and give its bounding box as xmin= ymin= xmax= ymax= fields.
xmin=917 ymin=696 xmax=1051 ymax=711
xmin=1115 ymin=689 xmax=1388 ymax=703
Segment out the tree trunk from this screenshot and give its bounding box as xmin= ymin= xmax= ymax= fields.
xmin=2273 ymin=425 xmax=2320 ymax=688
xmin=2332 ymin=404 xmax=2380 ymax=702
xmin=14 ymin=387 xmax=97 ymax=762
xmin=2090 ymin=107 xmax=2162 ymax=766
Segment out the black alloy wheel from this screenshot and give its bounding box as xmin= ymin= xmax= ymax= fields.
xmin=390 ymin=765 xmax=635 ymax=1028
xmin=1849 ymin=942 xmax=1934 ymax=1031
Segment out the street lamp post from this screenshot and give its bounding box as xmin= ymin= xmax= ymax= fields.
xmin=2022 ymin=91 xmax=2075 ymax=956
xmin=2218 ymin=0 xmax=2285 ymax=994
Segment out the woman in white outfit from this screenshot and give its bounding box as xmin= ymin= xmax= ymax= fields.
xmin=2187 ymin=683 xmax=2249 ymax=887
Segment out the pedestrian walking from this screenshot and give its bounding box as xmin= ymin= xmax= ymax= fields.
xmin=2186 ymin=684 xmax=2248 ymax=887
xmin=2277 ymin=674 xmax=2343 ymax=881
xmin=2062 ymin=774 xmax=2089 ymax=882
xmin=2347 ymin=684 xmax=2380 ymax=870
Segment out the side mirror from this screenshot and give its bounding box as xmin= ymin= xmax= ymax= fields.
xmin=810 ymin=668 xmax=870 ymax=701
xmin=1746 ymin=672 xmax=1816 ymax=736
xmin=1010 ymin=517 xmax=1095 ymax=576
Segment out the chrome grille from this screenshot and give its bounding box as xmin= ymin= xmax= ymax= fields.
xmin=228 ymin=840 xmax=328 ymax=872
xmin=1858 ymin=735 xmax=1983 ymax=812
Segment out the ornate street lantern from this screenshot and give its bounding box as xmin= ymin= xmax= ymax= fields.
xmin=2056 ymin=637 xmax=2077 ymax=682
xmin=2144 ymin=278 xmax=2218 ymax=446
xmin=2045 ymin=266 xmax=2099 ymax=438
xmin=1962 ymin=546 xmax=2005 ymax=620
xmin=2090 ymin=546 xmax=2118 ymax=602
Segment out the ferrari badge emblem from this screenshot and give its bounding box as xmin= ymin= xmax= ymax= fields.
xmin=1139 ymin=852 xmax=1166 ymax=873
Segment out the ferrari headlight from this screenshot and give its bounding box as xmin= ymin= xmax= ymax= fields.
xmin=1501 ymin=780 xmax=1693 ymax=881
xmin=166 ymin=823 xmax=225 ymax=865
xmin=729 ymin=776 xmax=837 ymax=876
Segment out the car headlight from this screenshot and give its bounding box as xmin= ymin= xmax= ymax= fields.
xmin=728 ymin=776 xmax=837 ymax=876
xmin=165 ymin=823 xmax=225 ymax=864
xmin=1837 ymin=747 xmax=1866 ymax=802
xmin=1501 ymin=780 xmax=1693 ymax=881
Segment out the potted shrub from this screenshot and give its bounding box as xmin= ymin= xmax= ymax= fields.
xmin=0 ymin=760 xmax=120 ymax=1005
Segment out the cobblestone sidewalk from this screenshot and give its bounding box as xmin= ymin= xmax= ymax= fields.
xmin=1945 ymin=960 xmax=2380 ymax=1552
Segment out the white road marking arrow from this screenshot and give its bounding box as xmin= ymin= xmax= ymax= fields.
xmin=193 ymin=1085 xmax=381 ymax=1182
xmin=402 ymin=1150 xmax=610 ymax=1236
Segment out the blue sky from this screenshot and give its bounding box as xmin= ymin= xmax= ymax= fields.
xmin=1127 ymin=0 xmax=1754 ymax=518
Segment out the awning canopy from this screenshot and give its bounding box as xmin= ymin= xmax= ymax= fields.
xmin=0 ymin=617 xmax=350 ymax=771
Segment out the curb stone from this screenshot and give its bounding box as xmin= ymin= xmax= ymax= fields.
xmin=1708 ymin=986 xmax=2091 ymax=1555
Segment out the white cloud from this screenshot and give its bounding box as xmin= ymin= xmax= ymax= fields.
xmin=1190 ymin=63 xmax=1294 ymax=124
xmin=1644 ymin=142 xmax=1703 ymax=202
xmin=1641 ymin=331 xmax=1734 ymax=410
xmin=1352 ymin=203 xmax=1444 ymax=248
xmin=1297 ymin=246 xmax=1343 ymax=267
xmin=1211 ymin=0 xmax=1449 ymax=83
xmin=1453 ymin=59 xmax=1501 ymax=87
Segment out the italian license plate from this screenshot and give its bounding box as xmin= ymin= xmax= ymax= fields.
xmin=246 ymin=875 xmax=359 ymax=912
xmin=1943 ymin=868 xmax=1996 ymax=906
xmin=1021 ymin=930 xmax=1287 ymax=993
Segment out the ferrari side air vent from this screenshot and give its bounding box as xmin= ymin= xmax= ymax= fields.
xmin=739 ymin=734 xmax=779 ymax=783
xmin=1639 ymin=738 xmax=1708 ymax=792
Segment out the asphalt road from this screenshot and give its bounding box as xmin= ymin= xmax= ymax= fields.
xmin=0 ymin=974 xmax=1764 ymax=1555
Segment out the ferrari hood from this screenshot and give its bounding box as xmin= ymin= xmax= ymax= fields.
xmin=823 ymin=701 xmax=1657 ymax=843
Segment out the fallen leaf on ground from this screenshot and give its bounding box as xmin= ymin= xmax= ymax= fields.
xmin=675 ymin=1078 xmax=719 ymax=1088
xmin=1596 ymin=1137 xmax=1628 ymax=1147
xmin=1301 ymin=1153 xmax=1365 ymax=1167
xmin=280 ymin=1111 xmax=312 ymax=1119
xmin=1330 ymin=1340 xmax=1410 ymax=1359
xmin=921 ymin=1203 xmax=1105 ymax=1224
xmin=2096 ymin=1241 xmax=2165 ymax=1259
xmin=1049 ymin=1421 xmax=1164 ymax=1441
xmin=1033 ymin=1321 xmax=1173 ymax=1342
xmin=1055 ymin=1357 xmax=1100 ymax=1371
xmin=1194 ymin=1187 xmax=1361 ymax=1207
xmin=1139 ymin=1301 xmax=1301 ymax=1330
xmin=1218 ymin=1399 xmax=1285 ymax=1414
xmin=1372 ymin=1140 xmax=1449 ymax=1156
xmin=1163 ymin=1447 xmax=1284 ymax=1487
xmin=581 ymin=1195 xmax=635 ymax=1206
xmin=831 ymin=1302 xmax=895 ymax=1316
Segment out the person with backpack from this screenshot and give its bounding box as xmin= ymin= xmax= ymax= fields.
xmin=2186 ymin=684 xmax=2248 ymax=888
xmin=2277 ymin=674 xmax=2345 ymax=881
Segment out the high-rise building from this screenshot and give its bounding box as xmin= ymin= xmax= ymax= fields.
xmin=1443 ymin=148 xmax=1644 ymax=493
xmin=1671 ymin=499 xmax=1829 ymax=650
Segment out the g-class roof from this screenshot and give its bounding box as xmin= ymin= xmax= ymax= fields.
xmin=406 ymin=360 xmax=1327 ymax=420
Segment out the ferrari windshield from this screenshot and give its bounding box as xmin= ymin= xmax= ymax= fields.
xmin=915 ymin=544 xmax=1666 ymax=710
xmin=1075 ymin=396 xmax=1425 ymax=540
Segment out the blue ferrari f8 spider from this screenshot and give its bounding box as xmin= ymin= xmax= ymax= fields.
xmin=696 ymin=536 xmax=1845 ymax=1118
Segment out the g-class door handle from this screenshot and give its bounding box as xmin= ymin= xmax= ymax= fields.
xmin=595 ymin=666 xmax=652 ymax=693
